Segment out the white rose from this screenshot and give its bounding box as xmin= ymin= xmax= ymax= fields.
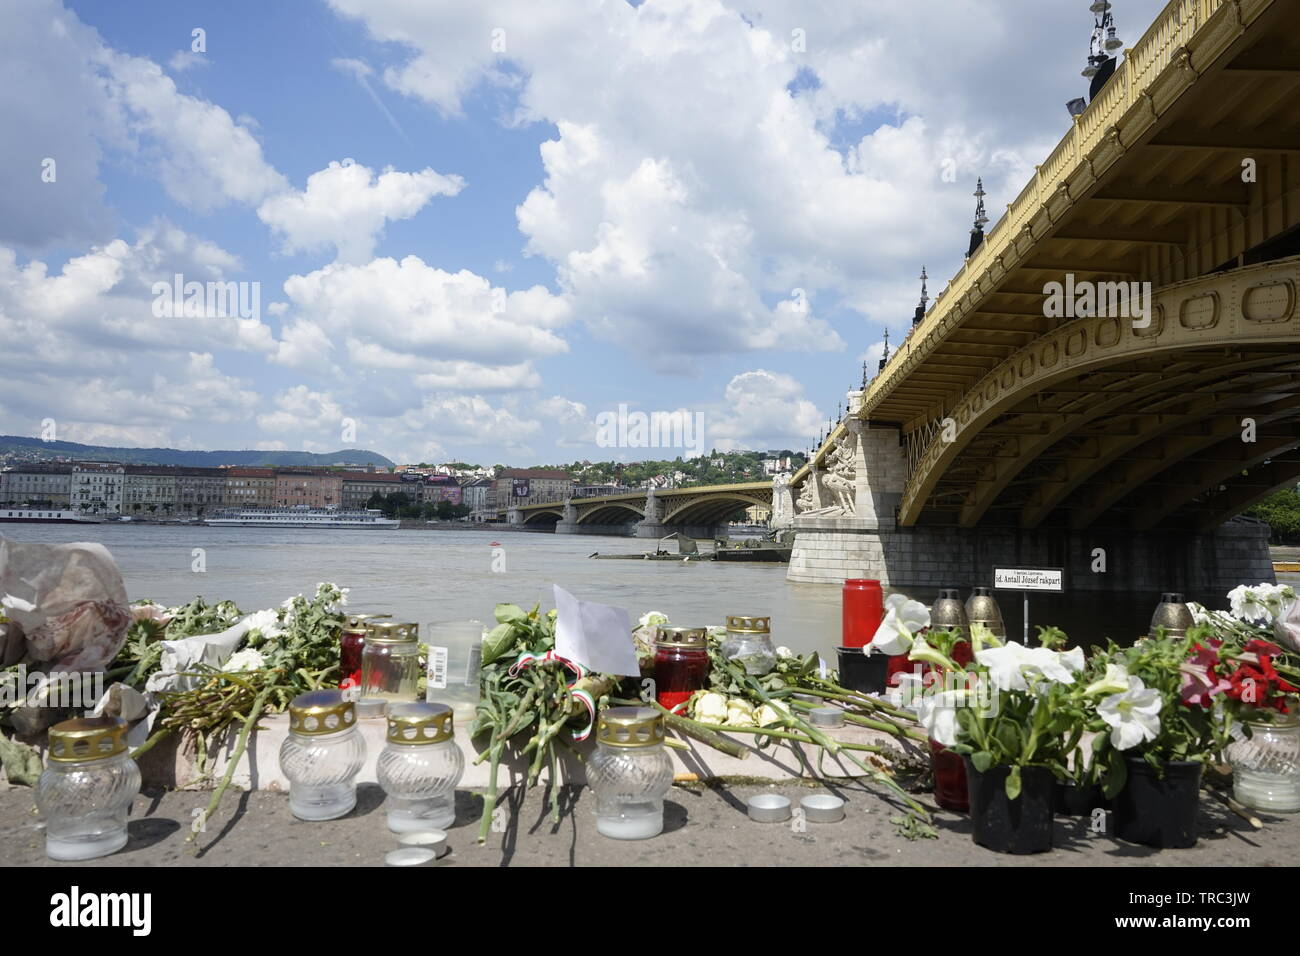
xmin=756 ymin=703 xmax=788 ymax=727
xmin=639 ymin=611 xmax=669 ymax=628
xmin=725 ymin=699 xmax=757 ymax=728
xmin=223 ymin=648 xmax=267 ymax=673
xmin=692 ymin=692 xmax=729 ymax=724
xmin=775 ymin=646 xmax=794 ymax=659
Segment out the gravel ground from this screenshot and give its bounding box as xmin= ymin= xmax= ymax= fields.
xmin=1 ymin=779 xmax=1294 ymax=867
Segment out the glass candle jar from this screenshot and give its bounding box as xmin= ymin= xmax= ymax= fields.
xmin=720 ymin=615 xmax=776 ymax=675
xmin=36 ymin=716 xmax=140 ymax=861
xmin=361 ymin=621 xmax=421 ymax=702
xmin=842 ymin=579 xmax=884 ymax=649
xmin=653 ymin=626 xmax=709 ymax=711
xmin=587 ymin=707 xmax=674 ymax=840
xmin=1228 ymin=717 xmax=1300 ymax=812
xmin=340 ymin=612 xmax=390 ymax=692
xmin=377 ymin=702 xmax=464 ymax=832
xmin=279 ymin=689 xmax=367 ymax=821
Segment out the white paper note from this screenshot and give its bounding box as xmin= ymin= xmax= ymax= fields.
xmin=553 ymin=584 xmax=640 ymax=676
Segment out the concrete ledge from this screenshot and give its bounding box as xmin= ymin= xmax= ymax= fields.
xmin=50 ymin=715 xmax=918 ymax=792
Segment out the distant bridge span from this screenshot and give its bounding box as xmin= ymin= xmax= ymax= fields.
xmin=503 ymin=482 xmax=772 ymax=536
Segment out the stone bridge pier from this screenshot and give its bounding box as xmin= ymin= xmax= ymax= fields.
xmin=785 ymin=396 xmax=1274 ymax=594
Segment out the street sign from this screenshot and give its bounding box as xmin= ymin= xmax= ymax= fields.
xmin=992 ymin=567 xmax=1064 ymax=642
xmin=993 ymin=567 xmax=1064 ymax=592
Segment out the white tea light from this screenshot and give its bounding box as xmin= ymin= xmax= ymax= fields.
xmin=385 ymin=847 xmax=436 ymax=867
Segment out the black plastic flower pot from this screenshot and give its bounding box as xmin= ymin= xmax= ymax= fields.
xmin=1053 ymin=780 xmax=1103 ymax=816
xmin=1112 ymin=757 xmax=1202 ymax=849
xmin=964 ymin=760 xmax=1055 ymax=855
xmin=836 ymin=646 xmax=888 ymax=694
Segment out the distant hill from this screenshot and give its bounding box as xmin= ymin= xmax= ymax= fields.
xmin=0 ymin=435 xmax=394 ymax=469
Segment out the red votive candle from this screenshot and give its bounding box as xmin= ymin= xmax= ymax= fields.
xmin=842 ymin=579 xmax=884 ymax=649
xmin=653 ymin=626 xmax=710 ymax=711
xmin=930 ymin=738 xmax=970 ymax=812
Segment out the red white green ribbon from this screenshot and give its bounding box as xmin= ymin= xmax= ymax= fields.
xmin=508 ymin=649 xmax=596 ymax=740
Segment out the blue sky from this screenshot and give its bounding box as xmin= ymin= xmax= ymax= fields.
xmin=0 ymin=0 xmax=1168 ymax=465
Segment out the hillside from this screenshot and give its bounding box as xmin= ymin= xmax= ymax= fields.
xmin=0 ymin=435 xmax=394 ymax=469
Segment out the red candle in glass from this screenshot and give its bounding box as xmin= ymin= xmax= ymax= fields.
xmin=339 ymin=613 xmax=389 ymax=690
xmin=929 ymin=738 xmax=969 ymax=812
xmin=842 ymin=579 xmax=884 ymax=649
xmin=653 ymin=626 xmax=710 ymax=711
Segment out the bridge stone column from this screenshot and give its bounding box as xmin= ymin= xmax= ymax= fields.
xmin=635 ymin=488 xmax=666 ymax=538
xmin=555 ymin=499 xmax=579 ymax=535
xmin=771 ymin=473 xmax=795 ymax=530
xmin=788 ymin=419 xmax=907 ymax=583
xmin=849 ymin=420 xmax=906 ymax=531
xmin=506 ymin=506 xmax=522 ymax=526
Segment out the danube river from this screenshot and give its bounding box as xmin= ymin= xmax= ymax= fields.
xmin=1 ymin=524 xmax=1233 ymax=656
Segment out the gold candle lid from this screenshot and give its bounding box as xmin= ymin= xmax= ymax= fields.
xmin=385 ymin=702 xmax=454 ymax=745
xmin=343 ymin=612 xmax=391 ymax=632
xmin=656 ymin=626 xmax=707 ymax=649
xmin=365 ymin=621 xmax=418 ymax=644
xmin=47 ymin=716 xmax=129 ymax=763
xmin=726 ymin=615 xmax=770 ymax=634
xmin=289 ymin=689 xmax=357 ymax=736
xmin=597 ymin=706 xmax=665 ymax=748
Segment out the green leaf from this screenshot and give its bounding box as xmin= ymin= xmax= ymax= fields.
xmin=1102 ymin=753 xmax=1127 ymax=799
xmin=1005 ymin=764 xmax=1022 ymax=801
xmin=494 ymin=603 xmax=528 ymax=625
xmin=972 ymin=750 xmax=994 ymax=773
xmin=481 ymin=623 xmax=518 ymax=666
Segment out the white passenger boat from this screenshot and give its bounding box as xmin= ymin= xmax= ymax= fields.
xmin=0 ymin=509 xmax=107 ymax=524
xmin=202 ymin=507 xmax=400 ymax=529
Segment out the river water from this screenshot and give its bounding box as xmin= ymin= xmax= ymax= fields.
xmin=1 ymin=524 xmax=1246 ymax=657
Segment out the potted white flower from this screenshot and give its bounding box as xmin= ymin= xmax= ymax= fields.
xmin=934 ymin=626 xmax=1086 ymax=854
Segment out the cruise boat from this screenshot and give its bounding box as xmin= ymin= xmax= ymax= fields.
xmin=0 ymin=509 xmax=107 ymax=524
xmin=202 ymin=507 xmax=400 ymax=529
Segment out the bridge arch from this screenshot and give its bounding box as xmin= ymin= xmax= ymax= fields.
xmin=576 ymin=502 xmax=645 ymax=525
xmin=521 ymin=508 xmax=563 ymax=525
xmin=898 ymin=256 xmax=1300 ymax=530
xmin=663 ymin=492 xmax=769 ymax=526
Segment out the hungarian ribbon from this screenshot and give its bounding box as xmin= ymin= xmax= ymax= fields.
xmin=509 ymin=650 xmax=597 ymax=741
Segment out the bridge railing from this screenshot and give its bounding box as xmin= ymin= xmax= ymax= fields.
xmin=865 ymin=0 xmax=1236 ymax=418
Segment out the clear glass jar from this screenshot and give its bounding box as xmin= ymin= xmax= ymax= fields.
xmin=36 ymin=717 xmax=140 ymax=861
xmin=279 ymin=689 xmax=367 ymax=821
xmin=1227 ymin=716 xmax=1300 ymax=812
xmin=361 ymin=621 xmax=421 ymax=702
xmin=377 ymin=702 xmax=464 ymax=832
xmin=587 ymin=707 xmax=674 ymax=840
xmin=719 ymin=615 xmax=776 ymax=675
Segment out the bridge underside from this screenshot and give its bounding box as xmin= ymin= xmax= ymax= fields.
xmin=871 ymin=0 xmax=1300 ymax=533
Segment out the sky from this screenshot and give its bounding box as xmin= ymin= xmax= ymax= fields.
xmin=0 ymin=0 xmax=1169 ymax=466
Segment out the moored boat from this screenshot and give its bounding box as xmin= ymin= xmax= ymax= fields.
xmin=202 ymin=507 xmax=400 ymax=529
xmin=0 ymin=508 xmax=107 ymax=524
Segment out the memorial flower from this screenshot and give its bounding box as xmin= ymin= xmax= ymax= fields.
xmin=1097 ymin=676 xmax=1162 ymax=750
xmin=691 ymin=691 xmax=729 ymax=725
xmin=222 ymin=648 xmax=267 ymax=673
xmin=870 ymin=594 xmax=929 ymax=655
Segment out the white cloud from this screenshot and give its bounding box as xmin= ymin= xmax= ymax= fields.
xmin=258 ymin=159 xmax=463 ymax=264
xmin=327 ymin=0 xmax=1168 ymax=364
xmin=705 ymin=369 xmax=825 ymax=449
xmin=167 ymin=51 xmax=210 ymax=73
xmin=276 ymin=256 xmax=570 ymax=385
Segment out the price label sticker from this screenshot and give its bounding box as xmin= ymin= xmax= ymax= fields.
xmin=428 ymin=645 xmax=449 ymax=690
xmin=465 ymin=644 xmax=482 ymax=686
